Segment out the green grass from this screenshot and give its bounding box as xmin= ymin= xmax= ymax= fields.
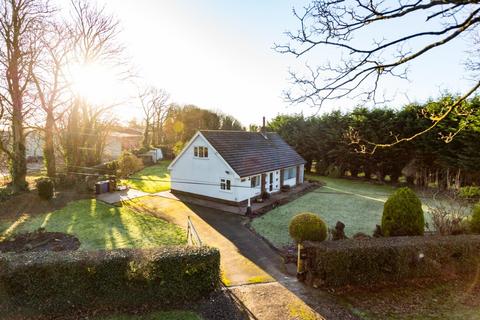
xmin=251 ymin=175 xmax=399 ymax=248
xmin=122 ymin=161 xmax=171 ymax=193
xmin=0 ymin=199 xmax=187 ymax=250
xmin=252 ymin=175 xmax=467 ymax=248
xmin=95 ymin=311 xmax=202 ymax=320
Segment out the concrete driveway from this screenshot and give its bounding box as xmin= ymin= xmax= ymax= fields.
xmin=125 ymin=196 xmax=357 ymax=320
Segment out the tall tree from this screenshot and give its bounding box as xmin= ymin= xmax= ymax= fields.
xmin=32 ymin=22 xmax=71 ymax=178
xmin=62 ymin=0 xmax=125 ymax=169
xmin=0 ymin=0 xmax=51 ymax=191
xmin=151 ymin=89 xmax=170 ymax=146
xmin=138 ymin=87 xmax=168 ymax=148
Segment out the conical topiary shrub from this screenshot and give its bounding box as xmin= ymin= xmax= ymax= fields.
xmin=382 ymin=187 xmax=425 ymax=237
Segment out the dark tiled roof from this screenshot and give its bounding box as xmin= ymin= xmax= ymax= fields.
xmin=200 ymin=130 xmax=306 ymax=177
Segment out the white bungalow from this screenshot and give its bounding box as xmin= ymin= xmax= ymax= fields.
xmin=168 ymin=129 xmax=306 ymax=204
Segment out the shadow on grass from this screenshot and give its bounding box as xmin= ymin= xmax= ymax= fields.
xmin=1 ymin=199 xmax=186 ymax=250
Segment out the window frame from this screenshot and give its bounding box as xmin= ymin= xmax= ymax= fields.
xmin=220 ymin=178 xmax=232 ymax=191
xmin=194 ymin=146 xmax=209 ymax=158
xmin=250 ymin=175 xmax=261 ymax=188
xmin=284 ymin=167 xmax=297 ymax=180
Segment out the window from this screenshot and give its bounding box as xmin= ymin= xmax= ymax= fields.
xmin=250 ymin=175 xmax=260 ymax=188
xmin=220 ymin=178 xmax=231 ymax=191
xmin=194 ymin=146 xmax=208 ymax=158
xmin=284 ymin=167 xmax=296 ymax=180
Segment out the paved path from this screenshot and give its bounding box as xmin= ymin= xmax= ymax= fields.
xmin=126 ymin=196 xmax=357 ymax=320
xmin=97 ymin=189 xmax=148 ymax=204
xmin=127 ymin=196 xmax=274 ymax=286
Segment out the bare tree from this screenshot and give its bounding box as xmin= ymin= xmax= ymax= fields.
xmin=152 ymin=89 xmax=170 ymax=146
xmin=138 ymin=87 xmax=169 ymax=148
xmin=0 ymin=0 xmax=52 ymax=191
xmin=276 ymin=0 xmax=480 ymax=150
xmin=32 ymin=22 xmax=71 ymax=178
xmin=62 ymin=0 xmax=126 ymax=170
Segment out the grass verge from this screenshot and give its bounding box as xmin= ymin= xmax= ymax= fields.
xmin=122 ymin=161 xmax=171 ymax=193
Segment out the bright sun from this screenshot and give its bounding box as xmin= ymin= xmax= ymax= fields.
xmin=70 ymin=63 xmax=118 ymax=105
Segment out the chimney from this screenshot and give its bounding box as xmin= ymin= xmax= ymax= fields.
xmin=261 ymin=116 xmax=268 ymax=139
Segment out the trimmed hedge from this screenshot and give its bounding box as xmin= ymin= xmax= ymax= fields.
xmin=0 ymin=246 xmax=220 ymax=315
xmin=303 ymin=235 xmax=480 ymax=287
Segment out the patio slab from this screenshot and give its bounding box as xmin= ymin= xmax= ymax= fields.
xmin=97 ymin=188 xmax=148 ymax=204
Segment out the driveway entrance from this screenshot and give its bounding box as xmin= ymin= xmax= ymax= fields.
xmin=125 ymin=196 xmax=357 ymax=320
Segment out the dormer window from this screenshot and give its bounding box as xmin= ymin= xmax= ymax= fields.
xmin=194 ymin=146 xmax=208 ymax=158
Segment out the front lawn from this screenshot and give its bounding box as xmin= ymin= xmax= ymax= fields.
xmin=96 ymin=311 xmax=202 ymax=320
xmin=251 ymin=176 xmax=399 ymax=248
xmin=122 ymin=161 xmax=171 ymax=193
xmin=0 ymin=199 xmax=186 ymax=250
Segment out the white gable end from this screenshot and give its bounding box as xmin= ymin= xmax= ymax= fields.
xmin=169 ymin=134 xmax=254 ymax=202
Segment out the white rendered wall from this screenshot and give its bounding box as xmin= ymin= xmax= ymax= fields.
xmin=169 ymin=134 xmax=259 ymax=203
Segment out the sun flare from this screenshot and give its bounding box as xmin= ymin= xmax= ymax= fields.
xmin=69 ymin=63 xmax=118 ymax=105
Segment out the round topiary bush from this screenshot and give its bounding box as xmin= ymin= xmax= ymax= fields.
xmin=289 ymin=212 xmax=328 ymax=243
xmin=470 ymin=203 xmax=480 ymax=234
xmin=36 ymin=178 xmax=54 ymax=200
xmin=381 ymin=187 xmax=424 ymax=237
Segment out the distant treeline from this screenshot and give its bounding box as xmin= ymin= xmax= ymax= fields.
xmin=269 ymin=96 xmax=480 ymax=189
xmin=132 ymin=104 xmax=244 ymax=155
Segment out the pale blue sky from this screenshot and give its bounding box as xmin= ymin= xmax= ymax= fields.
xmin=93 ymin=0 xmax=475 ymax=126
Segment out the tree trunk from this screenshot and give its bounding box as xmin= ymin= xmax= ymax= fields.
xmin=350 ymin=168 xmax=359 ymax=178
xmin=406 ymin=175 xmax=415 ymax=185
xmin=438 ymin=170 xmax=448 ymax=190
xmin=305 ymin=160 xmax=312 ymax=173
xmin=142 ymin=121 xmax=150 ymax=149
xmin=11 ymin=105 xmax=27 ymax=191
xmin=44 ymin=112 xmax=56 ymax=178
xmin=364 ymin=168 xmax=372 ymax=180
xmin=65 ymin=99 xmax=81 ymax=171
xmin=9 ymin=47 xmax=27 ymax=191
xmin=151 ymin=121 xmax=157 ymax=146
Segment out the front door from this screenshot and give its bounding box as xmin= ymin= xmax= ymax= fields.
xmin=269 ymin=172 xmax=273 ymax=192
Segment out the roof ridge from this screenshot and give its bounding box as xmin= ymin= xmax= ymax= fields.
xmin=200 ymin=130 xmax=276 ymax=134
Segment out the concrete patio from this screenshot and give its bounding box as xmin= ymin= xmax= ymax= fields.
xmin=96 ymin=188 xmax=148 ymax=204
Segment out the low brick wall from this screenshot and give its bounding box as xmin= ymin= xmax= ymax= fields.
xmin=303 ymin=235 xmax=480 ymax=287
